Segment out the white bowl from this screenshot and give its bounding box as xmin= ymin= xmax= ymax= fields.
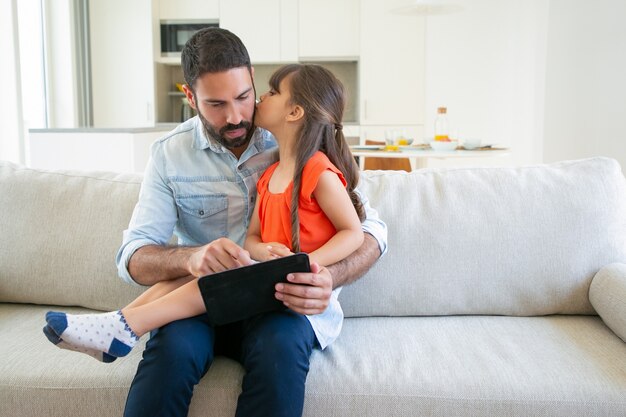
xmin=463 ymin=139 xmax=482 ymax=150
xmin=429 ymin=141 xmax=458 ymax=151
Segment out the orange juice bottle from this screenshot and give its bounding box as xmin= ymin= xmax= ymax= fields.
xmin=434 ymin=107 xmax=450 ymax=142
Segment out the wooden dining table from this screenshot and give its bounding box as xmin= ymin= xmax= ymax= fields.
xmin=350 ymin=144 xmax=511 ymax=170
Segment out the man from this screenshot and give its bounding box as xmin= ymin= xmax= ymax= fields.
xmin=116 ymin=28 xmax=387 ymax=417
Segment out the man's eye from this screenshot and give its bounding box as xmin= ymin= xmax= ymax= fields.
xmin=239 ymin=95 xmax=250 ymax=101
xmin=210 ymin=103 xmax=224 ymax=108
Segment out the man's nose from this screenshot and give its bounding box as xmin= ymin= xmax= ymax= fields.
xmin=225 ymin=105 xmax=243 ymax=126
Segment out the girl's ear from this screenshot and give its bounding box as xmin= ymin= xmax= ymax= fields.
xmin=286 ymin=104 xmax=305 ymax=122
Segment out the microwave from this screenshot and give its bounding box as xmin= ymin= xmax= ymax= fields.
xmin=160 ymin=20 xmax=219 ymax=56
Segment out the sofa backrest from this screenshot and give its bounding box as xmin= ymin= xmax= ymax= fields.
xmin=341 ymin=157 xmax=626 ymax=317
xmin=1 ymin=157 xmax=625 ymax=316
xmin=0 ymin=161 xmax=145 ymax=311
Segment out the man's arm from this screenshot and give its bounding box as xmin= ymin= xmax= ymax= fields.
xmin=275 ymin=233 xmax=381 ymax=315
xmin=327 ymin=232 xmax=380 ymax=288
xmin=128 ymin=239 xmax=254 ymax=286
xmin=128 ymin=245 xmax=197 ymax=286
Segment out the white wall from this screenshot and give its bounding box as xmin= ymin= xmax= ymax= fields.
xmin=424 ymin=0 xmax=549 ymax=166
xmin=543 ymin=0 xmax=626 ymax=170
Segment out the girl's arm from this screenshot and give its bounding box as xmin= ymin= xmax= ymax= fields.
xmin=309 ymin=171 xmax=364 ymax=266
xmin=244 ymin=194 xmax=291 ymax=261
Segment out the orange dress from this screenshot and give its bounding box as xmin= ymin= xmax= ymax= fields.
xmin=256 ymin=151 xmax=347 ymax=253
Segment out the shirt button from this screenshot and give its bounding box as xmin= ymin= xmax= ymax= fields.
xmin=199 ymin=210 xmax=204 ymax=215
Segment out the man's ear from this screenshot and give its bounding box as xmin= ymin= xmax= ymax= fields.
xmin=182 ymin=84 xmax=197 ymax=110
xmin=286 ymin=105 xmax=305 ymax=122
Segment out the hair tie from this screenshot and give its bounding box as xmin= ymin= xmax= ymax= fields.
xmin=335 ymin=124 xmax=343 ymax=131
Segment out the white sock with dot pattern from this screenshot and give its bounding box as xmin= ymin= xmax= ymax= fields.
xmin=45 ymin=310 xmax=139 ymax=358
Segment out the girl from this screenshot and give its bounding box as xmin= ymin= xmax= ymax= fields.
xmin=44 ymin=64 xmax=364 ymax=361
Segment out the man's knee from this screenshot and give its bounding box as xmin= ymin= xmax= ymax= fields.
xmin=243 ymin=312 xmax=316 ymax=371
xmin=141 ymin=316 xmax=215 ymax=381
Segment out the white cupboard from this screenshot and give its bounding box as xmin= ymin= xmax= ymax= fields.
xmin=359 ymin=0 xmax=425 ymax=129
xmin=219 ymin=0 xmax=297 ymax=63
xmin=89 ymin=0 xmax=155 ymax=127
xmin=298 ymin=0 xmax=360 ymax=60
xmin=159 ymin=0 xmax=219 ymax=21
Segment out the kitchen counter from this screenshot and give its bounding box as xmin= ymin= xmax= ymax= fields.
xmin=27 ymin=128 xmax=172 ymax=173
xmin=29 ymin=125 xmax=176 ymax=134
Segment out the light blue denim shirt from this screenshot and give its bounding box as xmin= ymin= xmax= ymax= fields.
xmin=116 ymin=116 xmax=388 ymax=349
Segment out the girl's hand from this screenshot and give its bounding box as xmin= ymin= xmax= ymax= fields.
xmin=266 ymin=243 xmax=294 ymax=259
xmin=252 ymin=242 xmax=293 ymax=261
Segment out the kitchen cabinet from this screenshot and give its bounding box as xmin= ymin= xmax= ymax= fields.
xmin=158 ymin=0 xmax=219 ymax=21
xmin=219 ymin=0 xmax=297 ymax=63
xmin=89 ymin=0 xmax=155 ymax=127
xmin=359 ymin=0 xmax=425 ymax=127
xmin=298 ymin=0 xmax=359 ymax=60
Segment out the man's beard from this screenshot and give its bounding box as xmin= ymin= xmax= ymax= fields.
xmin=197 ymin=110 xmax=253 ymax=150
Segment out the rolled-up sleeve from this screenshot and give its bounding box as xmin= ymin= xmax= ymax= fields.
xmin=115 ymin=142 xmax=178 ymax=285
xmin=355 ymin=187 xmax=388 ymax=257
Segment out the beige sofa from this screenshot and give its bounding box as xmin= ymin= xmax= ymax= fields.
xmin=1 ymin=157 xmax=626 ymax=417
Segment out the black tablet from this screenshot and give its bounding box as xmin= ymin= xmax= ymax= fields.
xmin=197 ymin=253 xmax=311 ymax=326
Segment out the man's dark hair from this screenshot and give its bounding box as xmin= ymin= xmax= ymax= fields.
xmin=181 ymin=27 xmax=251 ymax=91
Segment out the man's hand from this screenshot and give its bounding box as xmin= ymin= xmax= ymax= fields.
xmin=274 ymin=262 xmax=333 ymax=315
xmin=187 ymin=237 xmax=254 ymax=277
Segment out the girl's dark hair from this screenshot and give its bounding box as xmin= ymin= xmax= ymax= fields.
xmin=181 ymin=28 xmax=251 ymax=90
xmin=269 ymin=64 xmax=365 ymax=253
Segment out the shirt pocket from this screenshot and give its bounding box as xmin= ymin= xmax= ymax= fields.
xmin=175 ymin=194 xmax=229 ymax=243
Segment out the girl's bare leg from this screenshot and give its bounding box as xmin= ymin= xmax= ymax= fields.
xmin=45 ymin=278 xmax=205 ymax=358
xmin=125 ymin=275 xmax=196 ymax=309
xmin=121 ymin=277 xmax=206 ymax=337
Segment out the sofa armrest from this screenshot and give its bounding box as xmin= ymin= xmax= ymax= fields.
xmin=589 ymin=263 xmax=626 ymax=343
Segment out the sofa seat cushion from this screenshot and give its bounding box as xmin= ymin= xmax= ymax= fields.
xmin=3 ymin=305 xmax=626 ymax=417
xmin=306 ymin=316 xmax=626 ymax=416
xmin=0 ymin=304 xmax=243 ymax=417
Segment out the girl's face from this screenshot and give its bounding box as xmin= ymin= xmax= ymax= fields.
xmin=254 ymin=76 xmax=294 ymax=133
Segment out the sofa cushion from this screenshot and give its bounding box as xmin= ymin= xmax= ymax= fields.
xmin=0 ymin=161 xmax=145 ymax=310
xmin=3 ymin=304 xmax=625 ymax=417
xmin=305 ymin=315 xmax=626 ymax=416
xmin=2 ymin=157 xmax=625 ymax=317
xmin=342 ymin=157 xmax=626 ymax=317
xmin=0 ymin=304 xmax=243 ymax=417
